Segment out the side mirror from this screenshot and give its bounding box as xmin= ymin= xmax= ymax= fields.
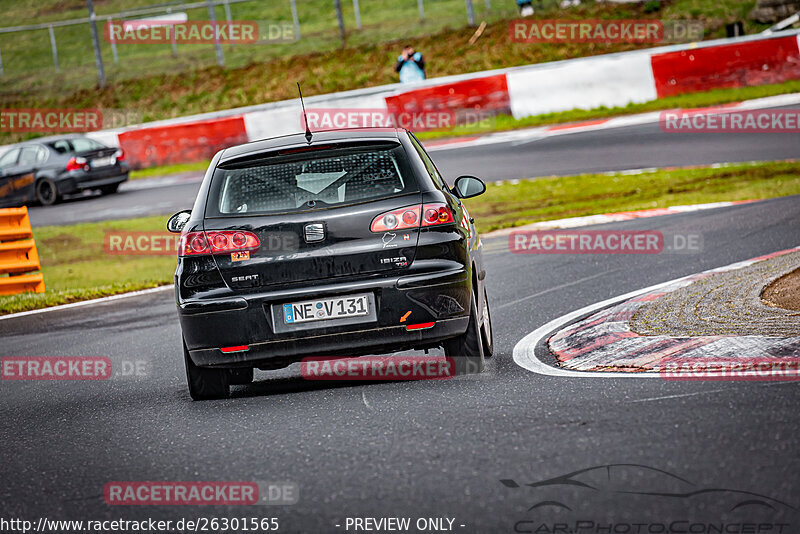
xmin=167 ymin=210 xmax=192 ymax=233
xmin=452 ymin=175 xmax=486 ymax=199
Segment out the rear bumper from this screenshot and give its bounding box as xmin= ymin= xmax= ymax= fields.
xmin=57 ymin=170 xmax=128 ymax=194
xmin=178 ymin=267 xmax=471 ymax=368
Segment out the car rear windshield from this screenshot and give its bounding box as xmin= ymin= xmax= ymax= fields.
xmin=46 ymin=138 xmax=106 ymax=154
xmin=205 ymin=142 xmax=419 ymax=217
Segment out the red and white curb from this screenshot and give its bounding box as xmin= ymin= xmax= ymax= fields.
xmin=426 ymin=92 xmax=800 ymax=153
xmin=512 ymin=247 xmax=800 ymax=378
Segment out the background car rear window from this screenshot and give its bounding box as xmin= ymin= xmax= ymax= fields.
xmin=47 ymin=138 xmax=105 ymax=154
xmin=206 ymin=143 xmax=419 ymax=216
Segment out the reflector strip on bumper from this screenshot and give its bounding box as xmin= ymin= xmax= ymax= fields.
xmin=405 ymin=322 xmax=435 ymax=331
xmin=220 ymin=345 xmax=249 ymax=353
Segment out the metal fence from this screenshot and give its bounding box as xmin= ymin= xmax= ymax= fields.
xmin=0 ymin=0 xmax=518 ymax=93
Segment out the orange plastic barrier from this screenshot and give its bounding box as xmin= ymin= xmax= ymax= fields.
xmin=0 ymin=206 xmax=45 ymax=295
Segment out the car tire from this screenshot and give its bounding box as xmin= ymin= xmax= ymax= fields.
xmin=183 ymin=341 xmax=229 ymax=400
xmin=481 ymin=286 xmax=494 ymax=358
xmin=442 ymin=290 xmax=485 ymax=375
xmin=229 ymin=367 xmax=254 ymax=385
xmin=36 ymin=178 xmax=60 ymax=206
xmin=100 ymin=183 xmax=119 ymax=195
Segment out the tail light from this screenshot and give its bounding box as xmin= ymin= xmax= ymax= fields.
xmin=179 ymin=231 xmax=260 ymax=256
xmin=370 ymin=203 xmax=453 ymax=232
xmin=371 ymin=206 xmax=420 ymax=232
xmin=115 ymin=149 xmax=126 ymax=162
xmin=422 ymin=203 xmax=454 ymax=226
xmin=66 ymin=156 xmax=88 ymax=171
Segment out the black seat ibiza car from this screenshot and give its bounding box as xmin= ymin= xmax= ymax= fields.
xmin=168 ymin=128 xmax=493 ymax=399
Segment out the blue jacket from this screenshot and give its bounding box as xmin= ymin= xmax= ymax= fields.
xmin=395 ymin=52 xmax=426 ymax=83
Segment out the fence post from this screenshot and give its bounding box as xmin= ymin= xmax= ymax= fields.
xmin=465 ymin=0 xmax=476 ymax=26
xmin=108 ymin=17 xmax=119 ymax=63
xmin=223 ymin=0 xmax=234 ymax=48
xmin=417 ymin=0 xmax=425 ymax=21
xmin=485 ymin=0 xmax=491 ymax=11
xmin=289 ymin=0 xmax=301 ymax=40
xmin=334 ymin=0 xmax=346 ymax=46
xmin=48 ymin=25 xmax=60 ymax=71
xmin=0 ymin=47 xmax=4 ymax=76
xmin=86 ymin=0 xmax=106 ymax=88
xmin=206 ymin=0 xmax=225 ymax=67
xmin=353 ymin=0 xmax=362 ymax=30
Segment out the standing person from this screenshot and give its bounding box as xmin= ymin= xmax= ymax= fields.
xmin=395 ymin=45 xmax=426 ymax=83
xmin=516 ymin=0 xmax=534 ymax=16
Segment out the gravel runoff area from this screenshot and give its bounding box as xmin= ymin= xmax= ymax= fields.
xmin=631 ymin=251 xmax=800 ymax=337
xmin=763 ymin=266 xmax=800 ymax=311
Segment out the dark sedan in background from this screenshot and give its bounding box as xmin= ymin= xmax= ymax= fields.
xmin=0 ymin=135 xmax=129 ymax=207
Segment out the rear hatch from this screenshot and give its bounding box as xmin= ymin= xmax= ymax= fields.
xmin=202 ymin=141 xmax=423 ymax=290
xmin=49 ymin=137 xmax=120 ymax=173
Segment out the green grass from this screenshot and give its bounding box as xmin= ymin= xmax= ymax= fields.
xmin=462 ymin=161 xmax=800 ymax=233
xmin=0 ymin=0 xmax=521 ymax=98
xmin=417 ymin=80 xmax=800 ymax=141
xmin=2 ymin=160 xmax=799 ymax=315
xmin=129 ymin=160 xmax=209 ymax=180
xmin=0 ymin=0 xmax=779 ymax=147
xmin=0 ymin=215 xmax=175 ymax=315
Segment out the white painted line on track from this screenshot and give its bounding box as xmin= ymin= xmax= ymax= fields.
xmin=0 ymin=285 xmax=172 ymax=322
xmin=627 ymin=389 xmax=728 ymax=402
xmin=496 ymin=269 xmax=622 ymax=311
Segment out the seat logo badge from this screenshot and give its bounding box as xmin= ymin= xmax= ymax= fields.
xmin=304 ymin=223 xmax=325 ymax=243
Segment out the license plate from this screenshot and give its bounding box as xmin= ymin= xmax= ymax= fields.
xmin=91 ymin=156 xmax=115 ymax=168
xmin=283 ymin=293 xmax=370 ymax=324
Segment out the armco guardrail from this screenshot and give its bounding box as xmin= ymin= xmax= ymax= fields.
xmin=0 ymin=207 xmax=45 ymax=295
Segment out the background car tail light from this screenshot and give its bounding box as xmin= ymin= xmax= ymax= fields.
xmin=179 ymin=231 xmax=259 ymax=256
xmin=371 ymin=206 xmax=421 ymax=232
xmin=115 ymin=149 xmax=126 ymax=162
xmin=65 ymin=156 xmax=88 ymax=171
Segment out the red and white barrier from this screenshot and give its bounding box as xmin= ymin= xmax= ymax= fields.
xmin=64 ymin=30 xmax=799 ymax=169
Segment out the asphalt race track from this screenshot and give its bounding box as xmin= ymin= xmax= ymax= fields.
xmin=28 ymin=108 xmax=800 ymax=226
xmin=3 ymin=196 xmax=799 ymax=530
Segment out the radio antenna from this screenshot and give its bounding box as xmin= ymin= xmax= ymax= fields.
xmin=298 ymin=82 xmax=313 ymax=144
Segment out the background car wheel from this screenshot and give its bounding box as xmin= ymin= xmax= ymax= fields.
xmin=35 ymin=178 xmax=59 ymax=206
xmin=229 ymin=367 xmax=254 ymax=385
xmin=442 ymin=290 xmax=485 ymax=375
xmin=99 ymin=183 xmax=119 ymax=195
xmin=183 ymin=341 xmax=229 ymax=400
xmin=481 ymin=286 xmax=494 ymax=358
